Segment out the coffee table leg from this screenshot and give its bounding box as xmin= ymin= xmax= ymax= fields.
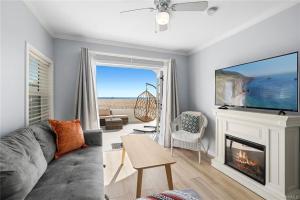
xmin=165 ymin=164 xmax=174 ymax=190
xmin=136 ymin=169 xmax=143 ymax=198
xmin=121 ymin=147 xmax=126 ymax=165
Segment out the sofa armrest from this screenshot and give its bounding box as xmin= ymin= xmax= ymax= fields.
xmin=84 ymin=129 xmax=102 ymax=146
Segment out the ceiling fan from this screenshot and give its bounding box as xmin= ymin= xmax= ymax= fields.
xmin=120 ymin=0 xmax=209 ymax=32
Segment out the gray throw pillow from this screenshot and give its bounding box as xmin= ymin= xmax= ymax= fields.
xmin=182 ymin=113 xmax=200 ymax=133
xmin=0 ymin=128 xmax=47 ymax=200
xmin=29 ymin=121 xmax=56 ymax=163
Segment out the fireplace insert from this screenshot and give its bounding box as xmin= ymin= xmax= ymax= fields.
xmin=225 ymin=135 xmax=266 ymax=185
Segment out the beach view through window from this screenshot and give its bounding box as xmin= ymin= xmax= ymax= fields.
xmin=96 ymin=66 xmax=157 ymax=123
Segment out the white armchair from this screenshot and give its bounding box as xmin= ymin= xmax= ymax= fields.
xmin=171 ymin=111 xmax=208 ymax=163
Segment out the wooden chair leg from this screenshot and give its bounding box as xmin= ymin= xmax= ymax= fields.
xmin=198 ymin=151 xmax=201 ymax=164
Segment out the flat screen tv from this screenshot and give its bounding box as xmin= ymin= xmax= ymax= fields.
xmin=215 ymin=52 xmax=298 ymax=112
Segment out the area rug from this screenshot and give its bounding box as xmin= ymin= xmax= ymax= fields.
xmin=137 ymin=189 xmax=201 ymax=200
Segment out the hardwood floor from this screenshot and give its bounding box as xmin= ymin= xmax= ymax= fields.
xmin=103 ymin=148 xmax=263 ymax=200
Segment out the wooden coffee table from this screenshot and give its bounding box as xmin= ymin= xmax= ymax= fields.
xmin=121 ymin=135 xmax=176 ymax=198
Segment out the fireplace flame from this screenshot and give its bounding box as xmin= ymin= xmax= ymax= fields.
xmin=236 ymin=150 xmax=256 ymax=166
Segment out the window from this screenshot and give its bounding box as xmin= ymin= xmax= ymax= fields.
xmin=26 ymin=43 xmax=53 ymax=125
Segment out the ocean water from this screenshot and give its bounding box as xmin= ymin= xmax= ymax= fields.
xmin=244 ymin=73 xmax=298 ymax=111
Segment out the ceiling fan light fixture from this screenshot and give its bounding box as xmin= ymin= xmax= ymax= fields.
xmin=156 ymin=11 xmax=169 ymax=25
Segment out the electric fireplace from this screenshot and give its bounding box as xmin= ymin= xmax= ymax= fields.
xmin=225 ymin=135 xmax=266 ymax=185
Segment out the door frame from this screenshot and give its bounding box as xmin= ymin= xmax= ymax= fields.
xmin=91 ymin=52 xmax=169 ymax=145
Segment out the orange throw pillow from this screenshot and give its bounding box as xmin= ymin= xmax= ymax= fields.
xmin=49 ymin=119 xmax=87 ymax=159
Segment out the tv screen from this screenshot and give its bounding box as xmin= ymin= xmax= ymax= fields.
xmin=215 ymin=52 xmax=298 ymax=111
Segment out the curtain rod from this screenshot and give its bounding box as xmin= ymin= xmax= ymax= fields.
xmin=88 ymin=50 xmax=170 ymax=63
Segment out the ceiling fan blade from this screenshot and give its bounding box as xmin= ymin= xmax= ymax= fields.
xmin=171 ymin=1 xmax=208 ymax=11
xmin=120 ymin=7 xmax=155 ymax=14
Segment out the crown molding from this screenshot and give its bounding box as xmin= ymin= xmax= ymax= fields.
xmin=24 ymin=0 xmax=188 ymax=56
xmin=23 ymin=0 xmax=56 ymax=37
xmin=188 ymin=2 xmax=299 ymax=55
xmin=24 ymin=0 xmax=298 ymax=57
xmin=53 ymin=34 xmax=189 ymax=56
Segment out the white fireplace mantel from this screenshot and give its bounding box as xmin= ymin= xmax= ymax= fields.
xmin=211 ymin=109 xmax=300 ymax=200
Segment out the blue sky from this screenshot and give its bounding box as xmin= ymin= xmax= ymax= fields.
xmin=223 ymin=53 xmax=297 ymax=77
xmin=96 ymin=66 xmax=157 ymax=98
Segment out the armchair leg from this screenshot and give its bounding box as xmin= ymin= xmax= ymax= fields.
xmin=198 ymin=151 xmax=201 ymax=164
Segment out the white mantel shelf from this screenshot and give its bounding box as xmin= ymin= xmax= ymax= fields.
xmin=211 ymin=109 xmax=300 ymax=200
xmin=214 ymin=109 xmax=300 ymax=127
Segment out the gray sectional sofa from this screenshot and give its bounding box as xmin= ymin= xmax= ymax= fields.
xmin=0 ymin=122 xmax=104 ymax=200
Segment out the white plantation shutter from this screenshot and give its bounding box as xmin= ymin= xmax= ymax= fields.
xmin=27 ymin=46 xmax=53 ymax=125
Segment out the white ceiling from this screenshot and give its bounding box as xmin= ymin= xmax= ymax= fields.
xmin=24 ymin=0 xmax=298 ymax=55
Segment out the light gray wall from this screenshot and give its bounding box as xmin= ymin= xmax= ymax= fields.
xmin=188 ymin=4 xmax=300 ymax=156
xmin=53 ymin=38 xmax=189 ymax=120
xmin=0 ymin=1 xmax=54 ymax=136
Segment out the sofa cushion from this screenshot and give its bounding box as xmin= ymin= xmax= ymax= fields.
xmin=0 ymin=128 xmax=47 ymax=200
xmin=49 ymin=119 xmax=87 ymax=159
xmin=84 ymin=130 xmax=102 ymax=146
xmin=29 ymin=122 xmax=56 ymax=163
xmin=26 ymin=146 xmax=103 ymax=200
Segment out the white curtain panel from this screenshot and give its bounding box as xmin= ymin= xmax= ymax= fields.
xmin=91 ymin=57 xmax=100 ymax=128
xmin=163 ymin=58 xmax=180 ymax=147
xmin=75 ymin=48 xmax=99 ymax=130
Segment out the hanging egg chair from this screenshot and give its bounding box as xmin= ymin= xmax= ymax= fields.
xmin=134 ymin=83 xmax=157 ymax=122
